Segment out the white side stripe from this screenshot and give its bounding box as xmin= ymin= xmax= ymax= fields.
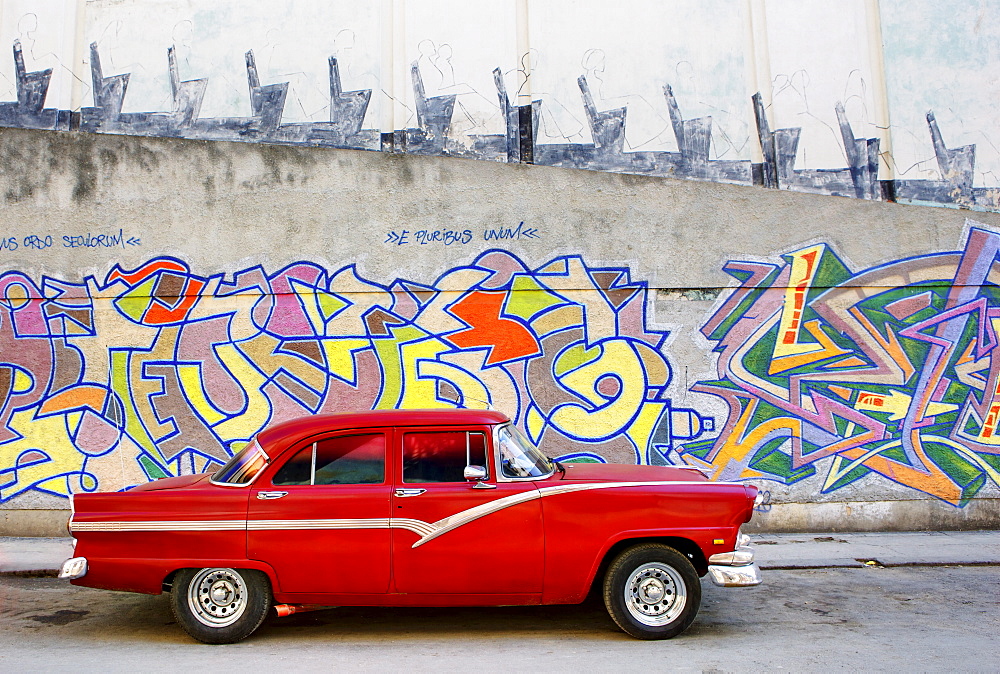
xmin=70 ymin=480 xmax=738 ymax=544
xmin=71 ymin=520 xmax=247 ymax=532
xmin=389 ymin=518 xmax=438 ymax=538
xmin=246 ymin=518 xmax=390 ymax=531
xmin=409 ymin=480 xmax=705 ymax=548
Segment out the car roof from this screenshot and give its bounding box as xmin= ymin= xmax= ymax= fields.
xmin=255 ymin=408 xmax=511 ymax=453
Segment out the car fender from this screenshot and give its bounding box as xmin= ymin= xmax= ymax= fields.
xmin=557 ymin=527 xmax=724 ymax=604
xmin=73 ymin=556 xmax=281 ymax=596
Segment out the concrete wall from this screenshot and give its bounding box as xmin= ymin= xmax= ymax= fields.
xmin=0 ymin=1 xmax=997 ymax=212
xmin=1 ymin=126 xmax=999 ymax=534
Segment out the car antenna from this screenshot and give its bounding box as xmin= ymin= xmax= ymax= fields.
xmin=461 ymin=395 xmax=493 ymax=410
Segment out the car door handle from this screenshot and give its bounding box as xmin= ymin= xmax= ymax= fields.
xmin=256 ymin=491 xmax=288 ymax=500
xmin=394 ymin=488 xmax=426 ymax=497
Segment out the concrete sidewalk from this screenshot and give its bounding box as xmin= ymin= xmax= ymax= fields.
xmin=1 ymin=531 xmax=997 ymax=577
xmin=750 ymin=530 xmax=1000 ymax=568
xmin=0 ymin=537 xmax=75 ymax=576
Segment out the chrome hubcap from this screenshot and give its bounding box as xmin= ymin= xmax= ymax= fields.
xmin=187 ymin=568 xmax=247 ymax=627
xmin=638 ymin=578 xmax=665 ymax=603
xmin=624 ymin=562 xmax=686 ymax=626
xmin=210 ymin=580 xmax=236 ymax=605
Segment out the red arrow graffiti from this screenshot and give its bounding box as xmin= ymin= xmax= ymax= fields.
xmin=445 ymin=291 xmax=540 ymax=365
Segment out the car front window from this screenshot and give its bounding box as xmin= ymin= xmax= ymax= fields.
xmin=498 ymin=425 xmax=553 ymax=479
xmin=402 ymin=431 xmax=487 ymax=483
xmin=212 ymin=440 xmax=269 ymax=485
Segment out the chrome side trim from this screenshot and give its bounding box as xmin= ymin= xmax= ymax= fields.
xmin=536 ymin=481 xmax=693 ymax=499
xmin=68 ymin=480 xmax=744 ymax=543
xmin=412 ymin=489 xmax=543 ymax=548
xmin=71 ymin=520 xmax=247 ymax=532
xmin=251 ymin=517 xmax=438 ymax=538
xmin=388 ymin=518 xmax=438 ymax=538
xmin=410 ymin=480 xmax=732 ymax=548
xmin=247 ymin=518 xmax=391 ymax=531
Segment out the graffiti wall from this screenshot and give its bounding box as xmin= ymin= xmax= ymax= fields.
xmin=2 ymin=109 xmax=1000 ymax=532
xmin=0 ymin=0 xmax=997 ymax=212
xmin=686 ymin=223 xmax=1000 ymax=508
xmin=0 ymin=251 xmax=711 ymax=503
xmin=5 ymin=228 xmax=1000 ymax=512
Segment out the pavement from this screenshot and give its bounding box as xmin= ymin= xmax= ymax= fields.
xmin=0 ymin=530 xmax=997 ymax=577
xmin=749 ymin=530 xmax=1000 ymax=568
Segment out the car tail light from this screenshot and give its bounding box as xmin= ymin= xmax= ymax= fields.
xmin=66 ymin=493 xmax=75 ymax=536
xmin=743 ymin=485 xmax=759 ymax=522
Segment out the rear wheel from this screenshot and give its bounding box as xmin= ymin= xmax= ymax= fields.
xmin=603 ymin=544 xmax=701 ymax=639
xmin=170 ymin=567 xmax=271 ymax=644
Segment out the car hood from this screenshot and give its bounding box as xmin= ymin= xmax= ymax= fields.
xmin=129 ymin=473 xmax=211 ymax=492
xmin=558 ymin=462 xmax=709 ymax=482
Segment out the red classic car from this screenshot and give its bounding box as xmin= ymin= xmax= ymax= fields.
xmin=60 ymin=409 xmax=761 ymax=643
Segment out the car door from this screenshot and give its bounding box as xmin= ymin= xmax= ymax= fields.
xmin=390 ymin=426 xmax=545 ymax=596
xmin=248 ymin=429 xmax=392 ymax=594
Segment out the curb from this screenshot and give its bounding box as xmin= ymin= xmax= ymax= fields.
xmin=760 ymin=560 xmax=1000 ymax=570
xmin=0 ymin=569 xmax=60 ymax=578
xmin=5 ymin=561 xmax=999 ymax=579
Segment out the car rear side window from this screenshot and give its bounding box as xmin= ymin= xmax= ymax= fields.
xmin=402 ymin=431 xmax=487 ymax=483
xmin=273 ymin=433 xmax=385 ymax=486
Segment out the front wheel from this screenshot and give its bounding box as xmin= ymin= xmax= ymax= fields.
xmin=170 ymin=567 xmax=271 ymax=644
xmin=603 ymin=544 xmax=701 ymax=639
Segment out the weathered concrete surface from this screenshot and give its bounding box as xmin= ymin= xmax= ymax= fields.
xmin=2 ymin=127 xmax=999 ymax=286
xmin=745 ymin=499 xmax=1000 ymax=533
xmin=0 ymin=568 xmax=996 ymax=671
xmin=0 ymin=511 xmax=68 ymax=538
xmin=2 ymin=126 xmax=1000 ymax=533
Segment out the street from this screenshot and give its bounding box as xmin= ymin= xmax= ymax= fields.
xmin=0 ymin=566 xmax=995 ymax=672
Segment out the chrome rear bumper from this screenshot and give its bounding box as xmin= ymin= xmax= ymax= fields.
xmin=707 ymin=535 xmax=762 ymax=587
xmin=58 ymin=556 xmax=88 ymax=580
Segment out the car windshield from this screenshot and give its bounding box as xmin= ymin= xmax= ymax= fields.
xmin=212 ymin=441 xmax=269 ymax=485
xmin=497 ymin=425 xmax=553 ymax=478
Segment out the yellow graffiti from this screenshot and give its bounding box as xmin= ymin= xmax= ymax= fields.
xmin=855 ymin=389 xmax=958 ymax=422
xmin=212 ymin=343 xmax=271 ymax=441
xmin=550 ymin=340 xmax=648 ymax=441
xmin=177 ymin=364 xmax=227 ymax=426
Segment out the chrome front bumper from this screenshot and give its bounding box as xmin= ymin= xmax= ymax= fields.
xmin=58 ymin=556 xmax=88 ymax=580
xmin=707 ymin=534 xmax=762 ymax=587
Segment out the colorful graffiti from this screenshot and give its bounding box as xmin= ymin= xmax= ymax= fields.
xmin=683 ymin=221 xmax=1000 ymax=506
xmin=0 ymin=251 xmax=712 ymax=502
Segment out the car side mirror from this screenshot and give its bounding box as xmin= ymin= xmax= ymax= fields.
xmin=463 ymin=465 xmax=488 ymax=481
